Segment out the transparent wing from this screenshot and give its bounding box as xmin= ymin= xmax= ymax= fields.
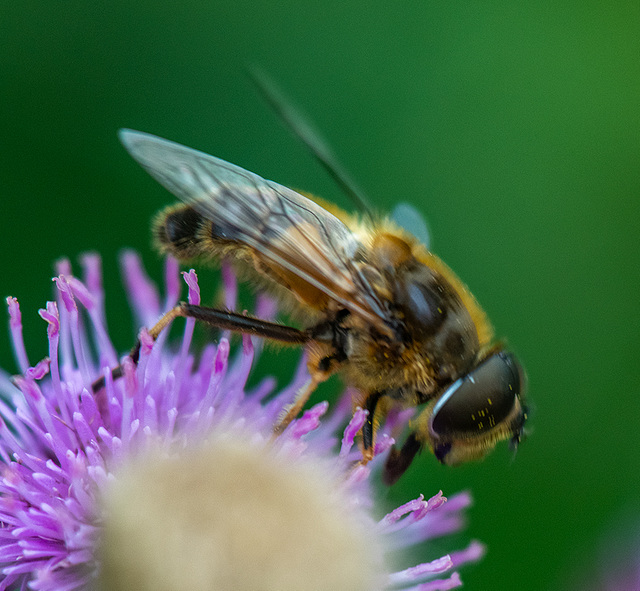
xmin=119 ymin=129 xmax=390 ymax=328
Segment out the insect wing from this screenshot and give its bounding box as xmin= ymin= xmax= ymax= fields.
xmin=119 ymin=130 xmax=388 ymax=327
xmin=390 ymin=202 xmax=431 ymax=249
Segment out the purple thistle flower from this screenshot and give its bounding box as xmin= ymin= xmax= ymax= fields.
xmin=0 ymin=252 xmax=484 ymax=590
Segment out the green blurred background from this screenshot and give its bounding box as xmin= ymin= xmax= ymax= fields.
xmin=1 ymin=2 xmax=639 ymax=589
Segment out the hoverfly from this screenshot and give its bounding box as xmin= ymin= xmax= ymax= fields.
xmin=111 ymin=124 xmax=526 ymax=484
xmin=105 ymin=71 xmax=527 ymax=483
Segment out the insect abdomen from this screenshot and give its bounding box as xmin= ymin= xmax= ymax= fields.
xmin=153 ymin=204 xmax=207 ymax=260
xmin=153 ymin=203 xmax=239 ymax=262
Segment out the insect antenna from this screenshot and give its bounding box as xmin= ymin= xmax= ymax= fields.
xmin=248 ymin=66 xmax=375 ymax=220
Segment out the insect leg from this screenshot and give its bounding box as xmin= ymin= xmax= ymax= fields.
xmin=360 ymin=390 xmax=385 ymax=464
xmin=382 ymin=433 xmax=423 ymax=486
xmin=179 ymin=304 xmax=309 ymax=344
xmin=272 ymin=373 xmax=325 ymax=436
xmin=91 ymin=303 xmax=309 ymax=392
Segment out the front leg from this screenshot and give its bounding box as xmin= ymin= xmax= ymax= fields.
xmin=360 ymin=390 xmax=385 ymax=464
xmin=382 ymin=432 xmax=423 ymax=485
xmin=361 ymin=391 xmax=425 ymax=481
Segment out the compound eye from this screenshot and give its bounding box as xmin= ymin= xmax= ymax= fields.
xmin=395 ymin=276 xmax=446 ymax=338
xmin=430 ymin=351 xmax=523 ymax=437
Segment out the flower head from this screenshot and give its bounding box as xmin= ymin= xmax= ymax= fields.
xmin=0 ymin=252 xmax=484 ymax=590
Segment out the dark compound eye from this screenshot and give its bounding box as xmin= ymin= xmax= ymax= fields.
xmin=430 ymin=351 xmax=523 ymax=437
